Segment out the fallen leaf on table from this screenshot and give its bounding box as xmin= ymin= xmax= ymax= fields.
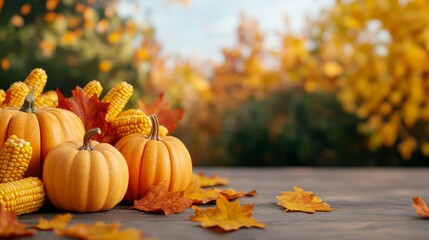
xmin=137 ymin=93 xmax=184 ymax=133
xmin=33 ymin=213 xmax=73 ymax=230
xmin=195 ymin=172 xmax=229 ymax=187
xmin=190 ymin=194 xmax=266 ymax=231
xmin=57 ymin=87 xmax=119 ymax=144
xmin=55 ymin=221 xmax=142 ymax=240
xmin=0 ymin=206 xmax=34 ymax=238
xmin=412 ymin=196 xmax=429 ymax=218
xmin=185 ymin=176 xmax=219 ymax=204
xmin=215 ymin=188 xmax=257 ymax=200
xmin=131 ymin=182 xmax=192 ymax=215
xmin=277 ymin=186 xmax=332 ymax=213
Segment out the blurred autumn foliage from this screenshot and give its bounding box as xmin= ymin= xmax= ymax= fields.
xmin=1 ymin=0 xmax=429 ymax=166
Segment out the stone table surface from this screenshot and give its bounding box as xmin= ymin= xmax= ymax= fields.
xmin=20 ymin=167 xmax=429 ymax=240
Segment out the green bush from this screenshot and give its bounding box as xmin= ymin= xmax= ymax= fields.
xmin=210 ymin=89 xmax=423 ymax=166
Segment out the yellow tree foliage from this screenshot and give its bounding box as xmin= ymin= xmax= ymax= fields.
xmin=303 ymin=0 xmax=429 ymax=159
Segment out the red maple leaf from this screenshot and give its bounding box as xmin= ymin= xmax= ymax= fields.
xmin=57 ymin=87 xmax=119 ymax=144
xmin=131 ymin=182 xmax=192 ymax=215
xmin=137 ymin=93 xmax=184 ymax=133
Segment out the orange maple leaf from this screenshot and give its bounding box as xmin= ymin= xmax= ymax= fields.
xmin=131 ymin=182 xmax=192 ymax=215
xmin=33 ymin=213 xmax=73 ymax=230
xmin=55 ymin=221 xmax=142 ymax=240
xmin=195 ymin=172 xmax=229 ymax=187
xmin=137 ymin=93 xmax=184 ymax=133
xmin=0 ymin=206 xmax=34 ymax=238
xmin=57 ymin=87 xmax=119 ymax=144
xmin=412 ymin=196 xmax=429 ymax=218
xmin=190 ymin=194 xmax=266 ymax=231
xmin=277 ymin=186 xmax=332 ymax=213
xmin=185 ymin=176 xmax=219 ymax=204
xmin=215 ymin=188 xmax=257 ymax=200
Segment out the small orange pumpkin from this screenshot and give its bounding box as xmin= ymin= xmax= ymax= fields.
xmin=42 ymin=128 xmax=129 ymax=212
xmin=115 ymin=114 xmax=193 ymax=202
xmin=0 ymin=94 xmax=85 ymax=177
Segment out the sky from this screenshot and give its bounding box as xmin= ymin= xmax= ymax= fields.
xmin=119 ymin=0 xmax=335 ymax=62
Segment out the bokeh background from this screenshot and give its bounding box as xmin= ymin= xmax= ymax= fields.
xmin=1 ymin=0 xmax=429 ymax=166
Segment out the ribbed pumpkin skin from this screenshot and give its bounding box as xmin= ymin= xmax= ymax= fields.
xmin=42 ymin=140 xmax=129 ymax=212
xmin=115 ymin=133 xmax=193 ymax=202
xmin=0 ymin=106 xmax=85 ymax=177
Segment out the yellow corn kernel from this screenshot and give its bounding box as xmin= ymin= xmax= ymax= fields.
xmin=6 ymin=82 xmax=30 ymax=107
xmin=0 ymin=135 xmax=32 ymax=183
xmin=111 ymin=109 xmax=169 ymax=138
xmin=0 ymin=89 xmax=5 ymax=105
xmin=83 ymin=80 xmax=103 ymax=98
xmin=35 ymin=90 xmax=58 ymax=107
xmin=0 ymin=177 xmax=45 ymax=215
xmin=24 ymin=68 xmax=47 ymax=97
xmin=101 ymin=81 xmax=133 ymax=121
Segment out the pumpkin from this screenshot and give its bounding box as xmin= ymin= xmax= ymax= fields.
xmin=42 ymin=128 xmax=129 ymax=212
xmin=0 ymin=94 xmax=85 ymax=177
xmin=115 ymin=114 xmax=193 ymax=202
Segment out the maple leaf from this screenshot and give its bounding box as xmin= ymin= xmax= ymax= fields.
xmin=190 ymin=194 xmax=266 ymax=231
xmin=185 ymin=176 xmax=219 ymax=204
xmin=412 ymin=196 xmax=429 ymax=218
xmin=276 ymin=186 xmax=332 ymax=213
xmin=33 ymin=213 xmax=73 ymax=230
xmin=137 ymin=93 xmax=184 ymax=133
xmin=195 ymin=172 xmax=229 ymax=187
xmin=55 ymin=221 xmax=142 ymax=240
xmin=131 ymin=182 xmax=192 ymax=215
xmin=215 ymin=188 xmax=257 ymax=201
xmin=0 ymin=206 xmax=34 ymax=238
xmin=57 ymin=87 xmax=119 ymax=144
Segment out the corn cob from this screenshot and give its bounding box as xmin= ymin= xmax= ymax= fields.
xmin=6 ymin=82 xmax=30 ymax=107
xmin=0 ymin=135 xmax=32 ymax=183
xmin=0 ymin=89 xmax=5 ymax=105
xmin=0 ymin=177 xmax=45 ymax=215
xmin=112 ymin=109 xmax=152 ymax=138
xmin=101 ymin=81 xmax=133 ymax=121
xmin=35 ymin=90 xmax=58 ymax=107
xmin=23 ymin=68 xmax=47 ymax=97
xmin=83 ymin=80 xmax=103 ymax=98
xmin=111 ymin=109 xmax=169 ymax=138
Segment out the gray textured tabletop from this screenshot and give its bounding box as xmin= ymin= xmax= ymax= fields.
xmin=20 ymin=167 xmax=429 ymax=240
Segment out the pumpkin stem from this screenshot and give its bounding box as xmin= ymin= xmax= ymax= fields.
xmin=19 ymin=93 xmax=38 ymax=113
xmin=79 ymin=128 xmax=101 ymax=151
xmin=148 ymin=114 xmax=161 ymax=141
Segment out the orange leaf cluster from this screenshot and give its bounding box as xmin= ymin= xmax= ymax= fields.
xmin=185 ymin=176 xmax=219 ymax=204
xmin=57 ymin=87 xmax=119 ymax=144
xmin=138 ymin=93 xmax=184 ymax=133
xmin=195 ymin=172 xmax=229 ymax=187
xmin=55 ymin=221 xmax=142 ymax=240
xmin=33 ymin=213 xmax=73 ymax=230
xmin=0 ymin=206 xmax=34 ymax=238
xmin=185 ymin=174 xmax=256 ymax=204
xmin=190 ymin=195 xmax=265 ymax=231
xmin=412 ymin=196 xmax=429 ymax=218
xmin=132 ymin=182 xmax=192 ymax=215
xmin=277 ymin=186 xmax=332 ymax=213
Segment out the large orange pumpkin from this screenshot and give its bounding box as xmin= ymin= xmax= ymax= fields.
xmin=115 ymin=114 xmax=193 ymax=202
xmin=0 ymin=94 xmax=84 ymax=177
xmin=43 ymin=128 xmax=129 ymax=212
